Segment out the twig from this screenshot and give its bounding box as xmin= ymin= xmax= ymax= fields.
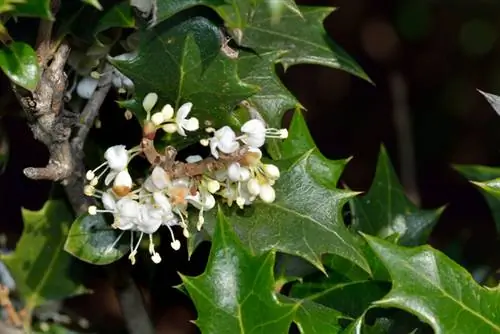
xmin=15 ymin=42 xmax=74 ymax=182
xmin=35 ymin=0 xmax=60 ymax=67
xmin=0 ymin=285 xmax=22 ymax=328
xmin=72 ymin=64 xmax=113 ymax=154
xmin=389 ymin=72 xmax=420 ymax=206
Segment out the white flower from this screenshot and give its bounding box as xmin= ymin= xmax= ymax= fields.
xmin=259 ymin=183 xmax=276 ymax=203
xmin=263 ymin=164 xmax=280 ymax=179
xmin=143 ymin=166 xmax=171 ymax=192
xmin=227 ymin=163 xmax=250 ymax=182
xmin=186 ymin=190 xmax=216 ymax=230
xmin=175 ymin=102 xmax=199 ymax=136
xmin=112 ymin=170 xmax=133 ymax=196
xmin=239 ymin=119 xmax=288 ymax=148
xmin=247 ymin=178 xmax=261 ymax=196
xmin=209 ymin=126 xmax=240 ymax=159
xmin=105 ymin=145 xmax=129 ymax=170
xmin=76 ymin=76 xmax=98 ymax=99
xmin=136 ymin=204 xmax=163 ymax=234
xmin=85 ymin=145 xmax=131 ymax=186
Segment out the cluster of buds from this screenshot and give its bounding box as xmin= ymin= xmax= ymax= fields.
xmin=84 ymin=93 xmax=288 ymax=264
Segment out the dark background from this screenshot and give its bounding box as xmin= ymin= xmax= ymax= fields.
xmin=1 ymin=0 xmax=500 ymax=332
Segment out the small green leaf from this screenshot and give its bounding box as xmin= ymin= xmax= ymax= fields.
xmin=289 ymin=270 xmax=389 ymax=318
xmin=280 ymin=296 xmax=346 ymax=333
xmin=364 ymin=235 xmax=500 ymax=333
xmin=454 ymin=164 xmax=500 ymax=234
xmin=1 ymin=200 xmax=86 ymax=312
xmin=238 ymin=50 xmax=302 ymax=128
xmin=64 ymin=213 xmax=129 ymax=265
xmin=0 ymin=42 xmax=40 ymax=91
xmin=62 ymin=1 xmax=135 ymax=43
xmin=181 ymin=209 xmax=295 ymax=334
xmin=350 ymin=145 xmax=442 ymax=246
xmin=12 ymin=0 xmax=52 ymax=19
xmin=157 ymin=1 xmax=369 ymax=80
xmin=112 ymin=14 xmax=257 ymax=147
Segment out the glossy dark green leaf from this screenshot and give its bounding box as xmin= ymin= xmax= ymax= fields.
xmin=280 ymin=296 xmax=346 ymax=334
xmin=156 ymin=1 xmax=368 ymax=81
xmin=290 ymin=269 xmax=389 ymax=318
xmin=0 ymin=42 xmax=40 ymax=91
xmin=1 ymin=201 xmax=86 ymax=313
xmin=112 ymin=14 xmax=257 ymax=146
xmin=64 ymin=213 xmax=129 ymax=265
xmin=62 ymin=1 xmax=135 ymax=43
xmin=181 ymin=209 xmax=295 ymax=334
xmin=350 ymin=146 xmax=442 ymax=246
xmin=454 ymin=164 xmax=500 ymax=233
xmin=12 ymin=0 xmax=52 ymax=19
xmin=365 ymin=235 xmax=500 ymax=334
xmin=198 ymin=111 xmax=369 ymax=274
xmin=238 ymin=50 xmax=301 ymax=128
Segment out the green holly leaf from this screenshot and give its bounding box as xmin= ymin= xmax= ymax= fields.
xmin=197 ymin=111 xmax=369 ymax=274
xmin=0 ymin=200 xmax=86 ymax=313
xmin=350 ymin=146 xmax=442 ymax=246
xmin=64 ymin=213 xmax=129 ymax=265
xmin=237 ymin=50 xmax=301 ymax=128
xmin=280 ymin=296 xmax=346 ymax=334
xmin=61 ymin=1 xmax=135 ymax=43
xmin=157 ymin=1 xmax=368 ymax=80
xmin=11 ymin=0 xmax=52 ymax=19
xmin=112 ymin=14 xmax=257 ymax=147
xmin=289 ymin=270 xmax=389 ymax=318
xmin=181 ymin=209 xmax=295 ymax=334
xmin=454 ymin=164 xmax=500 ymax=234
xmin=364 ymin=235 xmax=500 ymax=333
xmin=0 ymin=42 xmax=40 ymax=91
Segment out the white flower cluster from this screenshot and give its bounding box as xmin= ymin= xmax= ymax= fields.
xmin=84 ymin=93 xmax=288 ymax=264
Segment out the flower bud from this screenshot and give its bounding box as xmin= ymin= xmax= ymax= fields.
xmin=143 ymin=120 xmax=157 ymax=140
xmin=259 ymin=184 xmax=276 ymax=203
xmin=247 ymin=178 xmax=261 ymax=196
xmin=142 ymin=92 xmax=158 ymax=113
xmin=263 ymin=164 xmax=280 ymax=179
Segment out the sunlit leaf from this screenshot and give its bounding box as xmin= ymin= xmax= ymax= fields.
xmin=0 ymin=42 xmax=40 ymax=91
xmin=364 ymin=235 xmax=500 ymax=333
xmin=156 ymin=1 xmax=368 ymax=80
xmin=181 ymin=209 xmax=295 ymax=334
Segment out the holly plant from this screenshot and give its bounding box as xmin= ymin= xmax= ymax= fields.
xmin=0 ymin=1 xmax=499 ymax=333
